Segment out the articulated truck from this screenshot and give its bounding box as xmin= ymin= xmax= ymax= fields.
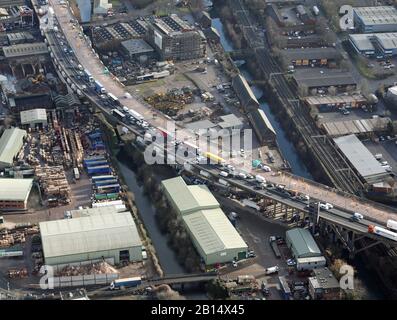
xmin=110 ymin=277 xmax=142 ymax=290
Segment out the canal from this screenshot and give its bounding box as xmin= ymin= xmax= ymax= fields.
xmin=211 ymin=17 xmax=312 ymax=179
xmin=211 ymin=12 xmax=384 ymax=299
xmin=116 ymin=151 xmax=185 ymax=275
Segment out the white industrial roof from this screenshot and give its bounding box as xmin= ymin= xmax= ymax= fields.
xmin=349 ymin=34 xmax=375 ymax=51
xmin=162 ymin=177 xmax=247 ymax=255
xmin=0 ymin=127 xmax=27 ymax=167
xmin=354 ymin=6 xmax=397 ymax=26
xmin=184 ymin=208 xmax=248 ymax=254
xmin=219 ymin=114 xmax=243 ymax=129
xmin=0 ymin=178 xmax=33 ymax=201
xmin=40 ymin=211 xmax=142 ymax=259
xmin=333 ymin=134 xmax=388 ymax=181
xmin=375 ymin=32 xmax=397 ymax=49
xmin=65 ymin=205 xmax=122 ymax=218
xmin=20 ymin=108 xmax=47 ymax=125
xmin=3 ymin=42 xmax=48 ymax=58
xmin=257 ymin=109 xmax=276 ymax=135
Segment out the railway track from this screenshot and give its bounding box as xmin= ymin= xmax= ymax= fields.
xmin=230 ymin=0 xmax=362 ymax=194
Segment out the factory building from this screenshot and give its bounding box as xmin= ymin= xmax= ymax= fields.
xmin=147 ymin=14 xmax=206 ymax=61
xmin=232 ymin=74 xmax=259 ymax=111
xmin=0 ymin=178 xmax=33 ymax=211
xmin=286 ymin=228 xmax=322 ymax=259
xmin=350 ymin=33 xmax=397 ymax=57
xmin=353 ymin=6 xmax=397 ymax=33
xmin=64 ymin=205 xmax=123 ymax=219
xmin=2 ymin=42 xmax=48 ymax=59
xmin=120 ymin=38 xmax=155 ymax=63
xmin=333 ymin=134 xmax=389 ymax=184
xmin=281 ymin=47 xmax=341 ymax=68
xmin=93 ymin=0 xmax=112 ymax=15
xmin=39 ymin=211 xmax=143 ymax=266
xmin=20 ymin=108 xmax=47 ymax=128
xmin=161 ymin=177 xmax=248 ymax=265
xmin=0 ymin=127 xmax=27 ymax=168
xmin=292 ymin=69 xmax=357 ymax=93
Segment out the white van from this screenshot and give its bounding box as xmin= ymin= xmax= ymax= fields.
xmin=219 ymin=171 xmax=229 ymax=178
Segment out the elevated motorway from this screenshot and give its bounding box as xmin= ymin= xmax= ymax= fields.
xmin=32 ymin=0 xmax=397 ymax=242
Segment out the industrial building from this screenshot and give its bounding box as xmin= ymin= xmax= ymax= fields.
xmin=147 ymin=14 xmax=206 ymax=61
xmin=6 ymin=31 xmax=34 ymax=45
xmin=0 ymin=127 xmax=27 ymax=168
xmin=282 ymin=48 xmax=341 ymax=67
xmin=0 ymin=178 xmax=33 ymax=211
xmin=308 ymin=267 xmax=341 ymax=300
xmin=93 ymin=0 xmax=112 ymax=15
xmin=353 ymin=6 xmax=397 ymax=33
xmin=40 ymin=211 xmax=143 ymax=266
xmin=2 ymin=42 xmax=48 ymax=59
xmin=120 ymin=39 xmax=155 ymax=62
xmin=322 ymin=117 xmax=391 ymax=137
xmin=292 ymin=69 xmax=357 ymax=93
xmin=350 ymin=33 xmax=397 ymax=57
xmin=247 ymin=108 xmax=276 ymax=146
xmin=286 ymin=228 xmax=322 ymax=259
xmin=161 ymin=176 xmax=248 ymax=265
xmin=333 ymin=134 xmax=389 ymax=184
xmin=20 ymin=108 xmax=47 ymax=128
xmin=304 ymin=94 xmax=367 ymax=111
xmin=232 ymin=74 xmax=259 ymax=111
xmin=218 ymin=114 xmax=243 ymax=131
xmin=64 ymin=205 xmax=123 ymax=219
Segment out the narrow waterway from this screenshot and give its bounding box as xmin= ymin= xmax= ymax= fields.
xmin=211 ymin=17 xmax=312 ymax=179
xmin=116 ymin=151 xmax=185 ymax=275
xmin=211 ymin=12 xmax=384 ymax=300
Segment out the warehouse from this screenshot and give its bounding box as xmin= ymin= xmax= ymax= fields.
xmin=292 ymin=69 xmax=357 ymax=93
xmin=322 ymin=117 xmax=391 ymax=137
xmin=161 ymin=176 xmax=248 ymax=265
xmin=2 ymin=42 xmax=48 ymax=59
xmin=232 ymin=74 xmax=259 ymax=111
xmin=305 ymin=94 xmax=367 ymax=111
xmin=120 ymin=39 xmax=155 ymax=62
xmin=350 ymin=33 xmax=397 ymax=57
xmin=64 ymin=205 xmax=123 ymax=219
xmin=40 ymin=211 xmax=142 ymax=266
xmin=20 ymin=108 xmax=47 ymax=128
xmin=0 ymin=178 xmax=33 ymax=211
xmin=282 ymin=47 xmax=341 ymax=67
xmin=353 ymin=6 xmax=397 ymax=33
xmin=333 ymin=134 xmax=389 ymax=184
xmin=0 ymin=127 xmax=27 ymax=168
xmin=247 ymin=108 xmax=276 ymax=146
xmin=286 ymin=228 xmax=322 ymax=259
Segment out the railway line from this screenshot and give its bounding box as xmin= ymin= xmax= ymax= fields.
xmin=231 ymin=0 xmax=361 ymax=194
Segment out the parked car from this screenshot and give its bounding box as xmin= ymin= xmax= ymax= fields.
xmin=265 ymin=266 xmax=279 ymax=275
xmin=287 ymin=259 xmax=296 ymax=266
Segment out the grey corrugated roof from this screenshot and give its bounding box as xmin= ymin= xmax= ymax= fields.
xmin=354 ymin=6 xmax=397 ymax=26
xmin=3 ymin=42 xmax=48 ymax=58
xmin=293 ymin=70 xmax=356 ymax=88
xmin=40 ymin=211 xmax=141 ymax=259
xmin=282 ymin=47 xmax=340 ymax=61
xmin=333 ymin=134 xmax=387 ymax=180
xmin=286 ymin=228 xmax=321 ymax=258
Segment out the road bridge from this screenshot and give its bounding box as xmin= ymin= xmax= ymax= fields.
xmin=31 ymin=0 xmax=397 ymax=256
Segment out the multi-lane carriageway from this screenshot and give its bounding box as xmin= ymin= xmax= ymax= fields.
xmin=32 ymin=0 xmax=397 ymax=244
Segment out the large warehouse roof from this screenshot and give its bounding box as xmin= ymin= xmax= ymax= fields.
xmin=282 ymin=47 xmax=340 ymax=61
xmin=349 ymin=34 xmax=376 ymax=52
xmin=333 ymin=134 xmax=388 ymax=182
xmin=162 ymin=176 xmax=219 ymax=215
xmin=0 ymin=127 xmax=27 ymax=167
xmin=40 ymin=211 xmax=142 ymax=259
xmin=286 ymin=228 xmax=321 ymax=258
xmin=162 ymin=177 xmax=247 ymax=254
xmin=65 ymin=205 xmax=122 ymax=219
xmin=293 ymin=69 xmax=356 ymax=88
xmin=0 ymin=178 xmax=33 ymax=201
xmin=353 ymin=6 xmax=397 ymax=26
xmin=232 ymin=74 xmax=259 ymax=109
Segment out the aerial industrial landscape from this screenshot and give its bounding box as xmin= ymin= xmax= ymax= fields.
xmin=0 ymin=0 xmax=397 ymax=303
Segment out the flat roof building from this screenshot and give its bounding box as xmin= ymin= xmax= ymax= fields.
xmin=0 ymin=127 xmax=27 ymax=168
xmin=309 ymin=267 xmax=341 ymax=300
xmin=161 ymin=176 xmax=248 ymax=265
xmin=120 ymin=38 xmax=155 ymax=61
xmin=40 ymin=211 xmax=142 ymax=266
xmin=353 ymin=6 xmax=397 ymax=33
xmin=20 ymin=108 xmax=47 ymax=127
xmin=286 ymin=228 xmax=322 ymax=259
xmin=282 ymin=47 xmax=341 ymax=67
xmin=218 ymin=114 xmax=243 ymax=130
xmin=333 ymin=134 xmax=389 ymax=184
xmin=322 ymin=117 xmax=391 ymax=137
xmin=0 ymin=178 xmax=33 ymax=211
xmin=64 ymin=205 xmax=123 ymax=219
